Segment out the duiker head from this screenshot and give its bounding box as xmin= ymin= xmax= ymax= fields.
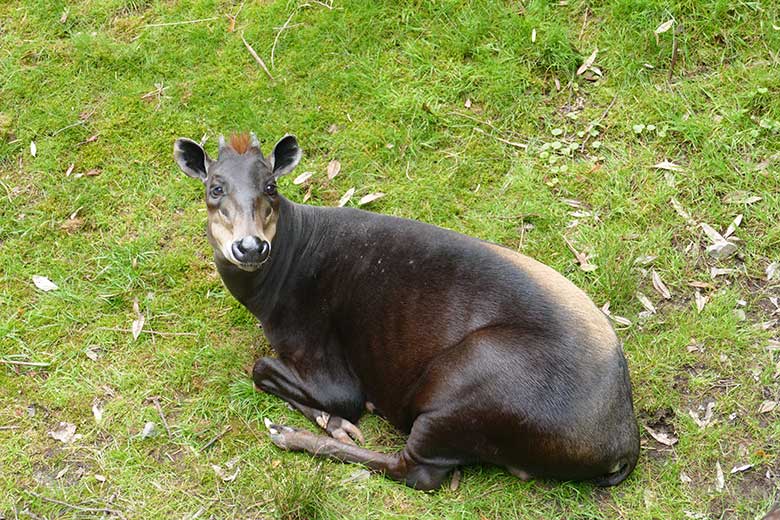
xmin=173 ymin=133 xmax=302 ymax=271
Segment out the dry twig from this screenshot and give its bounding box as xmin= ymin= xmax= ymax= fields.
xmin=25 ymin=491 xmax=126 ymax=519
xmin=241 ymin=34 xmax=274 ymax=81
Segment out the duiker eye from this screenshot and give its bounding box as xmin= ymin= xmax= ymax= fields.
xmin=264 ymin=184 xmax=277 ymax=196
xmin=210 ymin=185 xmax=224 ymax=198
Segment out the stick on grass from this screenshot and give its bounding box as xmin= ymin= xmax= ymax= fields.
xmin=241 ymin=34 xmax=274 ymax=81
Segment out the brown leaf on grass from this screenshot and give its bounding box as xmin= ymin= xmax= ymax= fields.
xmin=48 ymin=422 xmax=82 ymax=444
xmin=92 ymin=401 xmax=103 ymax=424
xmin=688 ymin=402 xmax=715 ymax=429
xmin=140 ymin=421 xmax=156 ymax=439
xmin=644 ymin=424 xmax=677 ymax=446
xmin=293 ymin=171 xmax=313 ymax=185
xmin=212 ymin=457 xmax=241 ymax=482
xmin=706 ymin=241 xmax=738 ymax=260
xmin=710 ymin=267 xmax=739 ymax=278
xmin=634 ymin=255 xmax=657 ymax=266
xmin=131 ymin=298 xmax=145 ymax=341
xmin=654 ymin=160 xmax=683 ymax=172
xmin=65 ymin=163 xmax=74 ymax=177
xmin=766 ymin=262 xmax=778 ymax=281
xmin=723 ymin=214 xmax=743 ymax=239
xmin=327 ymin=159 xmax=341 ymax=180
xmin=563 ymin=237 xmax=597 ymax=272
xmin=758 ymin=400 xmax=778 ymax=414
xmin=730 ymin=464 xmax=753 ymax=474
xmin=338 ymin=187 xmax=355 ymax=207
xmin=577 ymin=48 xmax=598 ymax=75
xmin=636 ymin=292 xmax=656 ymax=314
xmin=60 ymin=217 xmax=84 ymax=234
xmin=700 ymin=223 xmax=725 ymax=243
xmin=358 ymin=193 xmax=385 ymax=206
xmin=327 ymin=123 xmax=339 ymax=134
xmin=722 ymin=191 xmax=762 ymax=205
xmin=652 ymin=270 xmax=671 ymax=299
xmin=694 ymin=290 xmax=708 ymax=313
xmin=85 ymin=346 xmax=100 ymax=361
xmin=670 ymin=198 xmax=697 ymax=226
xmin=32 ymin=275 xmax=58 ymax=292
xmin=601 ymin=302 xmax=632 ymax=328
xmin=303 ymin=185 xmax=312 ymax=203
xmin=715 ymin=462 xmax=725 ymax=491
xmin=79 ymin=134 xmax=99 ymax=146
xmin=85 ymin=168 xmax=102 ymax=177
xmin=654 ymin=19 xmax=674 ymax=36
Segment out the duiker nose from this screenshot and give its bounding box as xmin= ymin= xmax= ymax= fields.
xmin=232 ymin=236 xmax=270 ymax=264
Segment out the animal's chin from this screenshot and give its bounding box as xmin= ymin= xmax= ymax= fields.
xmin=235 ymin=262 xmax=263 ymax=272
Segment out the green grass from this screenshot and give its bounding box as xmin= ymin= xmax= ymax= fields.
xmin=1 ymin=0 xmax=779 ymax=518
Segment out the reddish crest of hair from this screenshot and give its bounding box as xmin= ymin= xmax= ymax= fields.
xmin=229 ymin=133 xmax=251 ymax=154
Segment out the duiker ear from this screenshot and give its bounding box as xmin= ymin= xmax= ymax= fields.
xmin=269 ymin=134 xmax=302 ymax=178
xmin=173 ymin=138 xmax=212 ymax=182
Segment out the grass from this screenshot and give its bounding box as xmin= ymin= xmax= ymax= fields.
xmin=1 ymin=0 xmax=779 ymax=518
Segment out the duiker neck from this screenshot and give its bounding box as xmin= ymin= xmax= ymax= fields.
xmin=214 ymin=196 xmax=313 ymax=322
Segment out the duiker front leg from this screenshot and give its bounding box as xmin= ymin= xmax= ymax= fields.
xmin=252 ymin=356 xmax=365 ymax=444
xmin=263 ymin=418 xmax=455 ymax=491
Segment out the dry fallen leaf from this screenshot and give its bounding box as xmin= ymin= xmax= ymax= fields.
xmin=94 ymin=474 xmax=107 ymax=482
xmin=680 ymin=472 xmax=692 ymax=483
xmin=32 ymin=275 xmax=58 ymax=292
xmin=767 ymin=262 xmax=779 ymax=281
xmin=722 ymin=191 xmax=762 ymax=205
xmin=464 ymin=98 xmax=472 ymax=109
xmin=654 ymin=160 xmax=683 ymax=172
xmin=723 ymin=214 xmax=742 ymax=239
xmin=563 ymin=237 xmax=597 ymax=272
xmin=358 ymin=192 xmax=385 ymax=206
xmin=655 ymin=19 xmax=674 ymax=37
xmin=694 ymin=290 xmax=708 ymax=313
xmin=715 ymin=462 xmax=725 ymax=491
xmin=140 ymin=421 xmax=156 ymax=439
xmin=636 ymin=292 xmax=656 ymax=314
xmin=688 ymin=402 xmax=715 ymax=429
xmin=212 ymin=457 xmax=241 ymax=482
xmin=293 ymin=171 xmax=313 ymax=185
xmin=303 ymin=185 xmax=312 ymax=203
xmin=85 ymin=346 xmax=100 ymax=361
xmin=341 ymin=469 xmax=371 ymax=485
xmin=338 ymin=187 xmax=355 ymax=207
xmin=730 ymin=464 xmax=753 ymax=474
xmin=670 ymin=198 xmax=697 ymax=226
xmin=758 ymin=400 xmax=777 ymax=414
xmin=30 ymin=141 xmax=37 ymax=157
xmin=48 ymin=422 xmax=82 ymax=444
xmin=652 ymin=270 xmax=671 ymax=299
xmin=706 ymin=241 xmax=738 ymax=260
xmin=85 ymin=168 xmax=101 ymax=177
xmin=644 ymin=424 xmax=678 ymax=446
xmin=327 ymin=159 xmax=341 ymax=180
xmin=634 ymin=255 xmax=657 ymax=266
xmin=700 ymin=223 xmax=725 ymax=243
xmin=577 ymin=48 xmax=598 ymax=75
xmin=131 ymin=298 xmax=145 ymax=341
xmin=92 ymin=401 xmax=103 ymax=424
xmin=710 ymin=267 xmax=738 ymax=279
xmin=65 ymin=163 xmax=75 ymax=177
